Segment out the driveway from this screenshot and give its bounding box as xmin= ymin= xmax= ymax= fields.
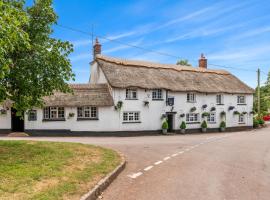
xmin=1 ymin=127 xmax=270 ymax=200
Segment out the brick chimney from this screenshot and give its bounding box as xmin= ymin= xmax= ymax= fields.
xmin=93 ymin=38 xmax=101 ymax=59
xmin=199 ymin=53 xmax=207 ymax=69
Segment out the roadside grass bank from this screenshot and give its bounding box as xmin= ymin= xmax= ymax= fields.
xmin=0 ymin=140 xmax=120 ymax=200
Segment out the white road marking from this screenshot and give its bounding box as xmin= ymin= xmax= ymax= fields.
xmin=178 ymin=151 xmax=184 ymax=154
xmin=154 ymin=161 xmax=163 ymax=165
xmin=206 ymin=136 xmax=216 ymax=140
xmin=163 ymin=156 xmax=171 ymax=160
xmin=128 ymin=172 xmax=143 ymax=179
xmin=144 ymin=165 xmax=153 ymax=171
xmin=171 ymin=153 xmax=178 ymax=157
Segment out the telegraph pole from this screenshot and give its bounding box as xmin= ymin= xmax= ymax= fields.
xmin=257 ymin=68 xmax=261 ymax=117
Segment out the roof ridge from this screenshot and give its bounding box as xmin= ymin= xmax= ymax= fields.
xmin=96 ymin=54 xmax=230 ymax=75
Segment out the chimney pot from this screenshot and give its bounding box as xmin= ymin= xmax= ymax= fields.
xmin=199 ymin=53 xmax=207 ymax=69
xmin=93 ymin=37 xmax=101 ymax=59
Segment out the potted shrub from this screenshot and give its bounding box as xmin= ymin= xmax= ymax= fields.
xmin=220 ymin=121 xmax=226 ymax=132
xmin=180 ymin=121 xmax=186 ymax=134
xmin=68 ymin=113 xmax=75 ymax=118
xmin=162 ymin=120 xmax=169 ymax=134
xmin=201 ymin=120 xmax=208 ymax=133
xmin=233 ymin=111 xmax=240 ymax=115
xmin=202 ymin=112 xmax=210 ymax=118
xmin=258 ymin=118 xmax=265 ymax=127
xmin=253 ymin=118 xmax=259 ymax=128
xmin=211 ymin=107 xmax=216 ymax=112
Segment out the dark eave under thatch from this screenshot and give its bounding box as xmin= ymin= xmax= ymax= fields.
xmin=96 ymin=55 xmax=255 ymax=94
xmin=43 ymin=83 xmax=114 ymax=107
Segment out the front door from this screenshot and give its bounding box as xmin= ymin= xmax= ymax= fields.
xmin=11 ymin=108 xmax=24 ymax=132
xmin=167 ymin=114 xmax=174 ymax=132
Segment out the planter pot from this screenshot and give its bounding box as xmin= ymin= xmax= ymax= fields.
xmin=220 ymin=127 xmax=226 ymax=132
xmin=180 ymin=129 xmax=186 ymax=134
xmin=201 ymin=128 xmax=207 ymax=133
xmin=162 ymin=129 xmax=167 ymax=134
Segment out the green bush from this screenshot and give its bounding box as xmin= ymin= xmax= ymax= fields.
xmin=220 ymin=121 xmax=226 ymax=128
xmin=162 ymin=120 xmax=169 ymax=129
xmin=258 ymin=118 xmax=265 ymax=125
xmin=180 ymin=121 xmax=186 ymax=129
xmin=253 ymin=119 xmax=259 ymax=128
xmin=201 ymin=120 xmax=208 ymax=129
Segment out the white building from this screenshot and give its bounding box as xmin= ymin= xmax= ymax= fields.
xmin=0 ymin=39 xmax=255 ymax=135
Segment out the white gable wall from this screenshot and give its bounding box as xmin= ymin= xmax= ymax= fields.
xmin=0 ymin=106 xmax=11 ymax=130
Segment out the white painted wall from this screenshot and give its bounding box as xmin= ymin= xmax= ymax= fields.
xmin=24 ymin=89 xmax=253 ymax=132
xmin=0 ymin=106 xmax=11 ymax=130
xmin=89 ymin=62 xmax=108 ymax=84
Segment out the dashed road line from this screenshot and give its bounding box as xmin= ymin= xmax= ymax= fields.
xmin=144 ymin=165 xmax=153 ymax=171
xmin=154 ymin=161 xmax=163 ymax=165
xmin=171 ymin=153 xmax=178 ymax=157
xmin=128 ymin=172 xmax=143 ymax=179
xmin=163 ymin=156 xmax=171 ymax=160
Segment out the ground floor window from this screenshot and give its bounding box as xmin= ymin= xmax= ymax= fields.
xmin=238 ymin=115 xmax=245 ymax=124
xmin=207 ymin=112 xmax=216 ymax=123
xmin=123 ymin=111 xmax=140 ymax=123
xmin=186 ymin=113 xmax=199 ymax=123
xmin=28 ymin=110 xmax=37 ymax=121
xmin=43 ymin=107 xmax=65 ymax=120
xmin=77 ymin=106 xmax=98 ymax=119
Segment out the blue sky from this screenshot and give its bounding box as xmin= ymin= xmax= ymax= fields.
xmin=31 ymin=0 xmax=270 ymax=87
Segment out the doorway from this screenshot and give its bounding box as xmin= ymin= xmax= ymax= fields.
xmin=167 ymin=113 xmax=175 ymax=132
xmin=11 ymin=108 xmax=24 ymax=132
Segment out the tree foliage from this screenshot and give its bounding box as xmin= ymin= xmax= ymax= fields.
xmin=176 ymin=59 xmax=192 ymax=66
xmin=0 ymin=0 xmax=74 ymax=115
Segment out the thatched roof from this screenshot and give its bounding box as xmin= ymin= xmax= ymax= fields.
xmin=43 ymin=84 xmax=114 ymax=107
xmin=96 ymin=55 xmax=254 ymax=94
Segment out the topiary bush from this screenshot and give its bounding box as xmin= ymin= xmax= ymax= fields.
xmin=180 ymin=121 xmax=186 ymax=129
xmin=220 ymin=121 xmax=226 ymax=128
xmin=201 ymin=120 xmax=208 ymax=129
xmin=253 ymin=118 xmax=259 ymax=128
xmin=162 ymin=120 xmax=169 ymax=130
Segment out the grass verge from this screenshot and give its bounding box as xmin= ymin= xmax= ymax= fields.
xmin=0 ymin=140 xmax=121 ymax=200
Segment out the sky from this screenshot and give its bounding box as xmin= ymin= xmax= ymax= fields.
xmin=29 ymin=0 xmax=270 ymax=88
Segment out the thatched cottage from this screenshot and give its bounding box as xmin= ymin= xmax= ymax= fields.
xmin=0 ymin=39 xmax=255 ymax=135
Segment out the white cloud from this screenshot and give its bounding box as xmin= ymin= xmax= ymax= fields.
xmin=70 ymin=53 xmax=90 ymax=62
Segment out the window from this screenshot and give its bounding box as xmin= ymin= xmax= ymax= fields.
xmin=238 ymin=115 xmax=245 ymax=124
xmin=186 ymin=113 xmax=199 ymax=123
xmin=123 ymin=112 xmax=140 ymax=123
xmin=43 ymin=107 xmax=65 ymax=120
xmin=187 ymin=93 xmax=196 ymax=103
xmin=237 ymin=95 xmax=246 ymax=104
xmin=152 ymin=89 xmax=163 ymax=100
xmin=216 ymin=94 xmax=224 ymax=104
xmin=28 ymin=110 xmax=37 ymax=121
xmin=77 ymin=106 xmax=98 ymax=119
xmin=126 ymin=89 xmax=137 ymax=99
xmin=207 ymin=112 xmax=216 ymax=123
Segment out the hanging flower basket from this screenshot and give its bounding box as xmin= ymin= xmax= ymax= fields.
xmin=210 ymin=107 xmax=216 ymax=111
xmin=190 ymin=107 xmax=196 ymax=112
xmin=144 ymin=101 xmax=149 ymax=106
xmin=68 ymin=113 xmax=75 ymax=118
xmin=0 ymin=109 xmax=7 ymax=115
xmin=220 ymin=111 xmax=226 ymax=117
xmin=202 ymin=112 xmax=210 ymax=118
xmin=233 ymin=111 xmax=240 ymax=115
xmin=180 ymin=113 xmax=185 ymax=118
xmin=202 ymin=104 xmax=207 ymax=109
xmin=242 ymin=111 xmax=247 ymax=115
xmin=249 ymin=111 xmax=255 ymax=115
xmin=228 ymin=106 xmax=235 ymax=111
xmin=115 ymin=101 xmax=123 ymax=110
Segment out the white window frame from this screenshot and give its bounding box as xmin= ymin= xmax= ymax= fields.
xmin=238 ymin=115 xmax=245 ymax=124
xmin=187 ymin=93 xmax=196 ymax=103
xmin=216 ymin=94 xmax=224 ymax=105
xmin=237 ymin=95 xmax=246 ymax=105
xmin=123 ymin=111 xmax=140 ymax=123
xmin=186 ymin=113 xmax=199 ymax=123
xmin=152 ymin=89 xmax=163 ymax=100
xmin=43 ymin=107 xmax=65 ymax=120
xmin=207 ymin=112 xmax=216 ymax=123
xmin=77 ymin=106 xmax=98 ymax=119
xmin=126 ymin=88 xmax=137 ymax=100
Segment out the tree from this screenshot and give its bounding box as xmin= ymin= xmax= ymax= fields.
xmin=1 ymin=0 xmax=74 ymax=115
xmin=176 ymin=59 xmax=192 ymax=66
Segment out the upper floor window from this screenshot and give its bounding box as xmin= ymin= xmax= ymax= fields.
xmin=216 ymin=94 xmax=224 ymax=105
xmin=186 ymin=113 xmax=199 ymax=123
xmin=207 ymin=112 xmax=216 ymax=123
xmin=238 ymin=115 xmax=245 ymax=124
xmin=126 ymin=89 xmax=137 ymax=100
xmin=123 ymin=111 xmax=140 ymax=123
xmin=237 ymin=95 xmax=246 ymax=105
xmin=187 ymin=93 xmax=196 ymax=103
xmin=152 ymin=89 xmax=163 ymax=100
xmin=28 ymin=110 xmax=37 ymax=121
xmin=43 ymin=107 xmax=65 ymax=120
xmin=77 ymin=106 xmax=98 ymax=119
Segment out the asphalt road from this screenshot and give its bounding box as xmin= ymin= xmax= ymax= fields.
xmin=1 ymin=126 xmax=270 ymax=200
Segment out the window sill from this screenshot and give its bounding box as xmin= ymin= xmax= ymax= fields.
xmin=208 ymin=122 xmax=216 ymax=124
xmin=186 ymin=122 xmax=200 ymax=124
xmin=77 ymin=118 xmax=99 ymax=121
xmin=238 ymin=122 xmax=246 ymax=124
xmin=237 ymin=104 xmax=247 ymax=105
xmin=122 ymin=121 xmax=141 ymax=124
xmin=125 ymin=98 xmax=138 ymax=100
xmin=187 ymin=101 xmax=196 ymax=103
xmin=152 ymin=99 xmax=164 ymax=101
xmin=216 ymin=104 xmax=224 ymax=105
xmin=43 ymin=118 xmax=66 ymax=122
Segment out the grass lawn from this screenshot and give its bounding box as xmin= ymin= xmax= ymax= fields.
xmin=0 ymin=140 xmax=121 ymax=200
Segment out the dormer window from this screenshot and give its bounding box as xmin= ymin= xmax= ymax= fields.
xmin=237 ymin=95 xmax=246 ymax=105
xmin=126 ymin=88 xmax=137 ymax=100
xmin=152 ymin=89 xmax=163 ymax=100
xmin=187 ymin=93 xmax=196 ymax=103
